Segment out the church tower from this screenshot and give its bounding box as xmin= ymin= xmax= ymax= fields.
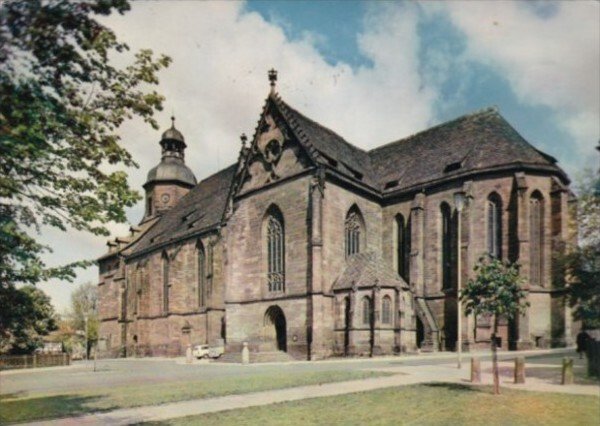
xmin=142 ymin=117 xmax=197 ymax=222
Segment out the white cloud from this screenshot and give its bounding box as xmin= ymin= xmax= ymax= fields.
xmin=427 ymin=1 xmax=599 ymax=159
xmin=41 ymin=1 xmax=434 ymax=310
xmin=36 ymin=1 xmax=599 ymax=311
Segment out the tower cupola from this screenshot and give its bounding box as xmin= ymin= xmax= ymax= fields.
xmin=142 ymin=117 xmax=197 ymax=221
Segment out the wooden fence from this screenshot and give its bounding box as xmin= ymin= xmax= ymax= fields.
xmin=0 ymin=353 xmax=71 ymax=371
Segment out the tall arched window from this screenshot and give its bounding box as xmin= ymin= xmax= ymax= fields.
xmin=197 ymin=241 xmax=206 ymax=307
xmin=441 ymin=202 xmax=456 ymax=290
xmin=487 ymin=193 xmax=502 ymax=258
xmin=134 ymin=265 xmax=143 ymax=315
xmin=162 ymin=251 xmax=169 ymax=314
xmin=345 ymin=205 xmax=364 ymax=258
xmin=266 ymin=206 xmax=285 ymax=292
xmin=530 ymin=191 xmax=544 ymax=286
xmin=395 ymin=214 xmax=411 ymax=281
xmin=382 ymin=296 xmax=392 ymax=324
xmin=362 ymin=296 xmax=371 ymax=325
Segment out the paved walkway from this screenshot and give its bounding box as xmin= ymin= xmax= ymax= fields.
xmin=26 ymin=357 xmax=599 ymax=426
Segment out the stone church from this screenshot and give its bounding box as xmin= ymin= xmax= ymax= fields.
xmin=98 ymin=71 xmax=576 ymax=360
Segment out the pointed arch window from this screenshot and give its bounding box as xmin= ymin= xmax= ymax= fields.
xmin=362 ymin=296 xmax=372 ymax=325
xmin=487 ymin=193 xmax=502 ymax=258
xmin=266 ymin=206 xmax=285 ymax=292
xmin=197 ymin=241 xmax=206 ymax=307
xmin=395 ymin=214 xmax=411 ymax=281
xmin=382 ymin=296 xmax=392 ymax=324
xmin=162 ymin=252 xmax=169 ymax=314
xmin=441 ymin=202 xmax=456 ymax=290
xmin=345 ymin=206 xmax=364 ymax=258
xmin=530 ymin=191 xmax=544 ymax=286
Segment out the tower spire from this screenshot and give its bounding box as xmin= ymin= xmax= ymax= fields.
xmin=268 ymin=68 xmax=278 ymax=94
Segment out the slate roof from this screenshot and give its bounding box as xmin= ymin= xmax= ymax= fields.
xmin=332 ymin=252 xmax=408 ymax=291
xmin=273 ymin=95 xmax=378 ymax=187
xmin=120 ymin=96 xmax=568 ymax=260
xmin=369 ymin=107 xmax=567 ymax=192
xmin=128 ymin=164 xmax=236 ymax=256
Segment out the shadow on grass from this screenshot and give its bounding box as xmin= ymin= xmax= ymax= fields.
xmin=421 ymin=382 xmax=482 ymax=392
xmin=0 ymin=391 xmax=28 ymax=401
xmin=0 ymin=394 xmax=116 ymax=424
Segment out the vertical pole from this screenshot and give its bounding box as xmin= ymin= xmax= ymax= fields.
xmin=457 ymin=210 xmax=462 ymax=369
xmin=85 ymin=316 xmax=89 ymax=362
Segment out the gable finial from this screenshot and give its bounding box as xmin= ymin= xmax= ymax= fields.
xmin=268 ymin=68 xmax=278 ymax=94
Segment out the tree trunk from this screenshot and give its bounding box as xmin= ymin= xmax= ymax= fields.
xmin=492 ymin=315 xmax=500 ymax=395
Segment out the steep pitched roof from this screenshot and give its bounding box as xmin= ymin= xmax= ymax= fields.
xmin=332 ymin=252 xmax=408 ymax=291
xmin=128 ymin=164 xmax=236 ymax=256
xmin=271 ymin=95 xmax=378 ymax=187
xmin=369 ymin=107 xmax=567 ymax=192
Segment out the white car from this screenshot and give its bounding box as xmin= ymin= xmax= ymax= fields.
xmin=192 ymin=344 xmax=210 ymax=359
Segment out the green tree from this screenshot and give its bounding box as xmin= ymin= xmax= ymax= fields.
xmin=0 ymin=0 xmax=171 ymax=287
xmin=68 ymin=281 xmax=98 ymax=357
xmin=566 ymin=168 xmax=600 ymax=329
xmin=0 ymin=285 xmax=57 ymax=354
xmin=460 ymin=256 xmax=529 ymax=395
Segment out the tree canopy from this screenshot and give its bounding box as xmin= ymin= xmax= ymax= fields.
xmin=461 ymin=256 xmax=529 ymax=320
xmin=0 ymin=285 xmax=57 ymax=354
xmin=566 ymin=168 xmax=600 ymax=329
xmin=0 ymin=0 xmax=171 ymax=286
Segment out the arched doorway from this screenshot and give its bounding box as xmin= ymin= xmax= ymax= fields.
xmin=416 ymin=317 xmax=425 ymax=349
xmin=264 ymin=306 xmax=287 ymax=352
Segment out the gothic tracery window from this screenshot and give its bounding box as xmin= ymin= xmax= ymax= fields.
xmin=395 ymin=214 xmax=411 ymax=282
xmin=382 ymin=296 xmax=392 ymax=324
xmin=162 ymin=251 xmax=169 ymax=313
xmin=530 ymin=191 xmax=544 ymax=286
xmin=487 ymin=193 xmax=502 ymax=258
xmin=362 ymin=296 xmax=371 ymax=325
xmin=441 ymin=202 xmax=456 ymax=290
xmin=197 ymin=241 xmax=206 ymax=307
xmin=266 ymin=207 xmax=285 ymax=292
xmin=345 ymin=206 xmax=364 ymax=258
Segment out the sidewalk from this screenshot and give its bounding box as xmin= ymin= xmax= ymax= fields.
xmin=25 ymin=357 xmax=598 ymax=426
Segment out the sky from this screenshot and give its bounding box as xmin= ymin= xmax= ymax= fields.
xmin=36 ymin=0 xmax=599 ymax=313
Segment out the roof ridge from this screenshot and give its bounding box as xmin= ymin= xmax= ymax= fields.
xmin=369 ymin=106 xmax=500 ymax=154
xmin=272 ymin=94 xmax=369 ymax=155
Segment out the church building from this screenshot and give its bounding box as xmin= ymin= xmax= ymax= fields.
xmin=97 ymin=71 xmax=576 ymax=360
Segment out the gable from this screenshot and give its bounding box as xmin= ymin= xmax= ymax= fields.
xmin=238 ymin=101 xmax=314 ymax=195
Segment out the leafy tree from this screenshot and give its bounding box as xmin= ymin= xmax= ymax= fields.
xmin=460 ymin=256 xmax=529 ymax=395
xmin=0 ymin=0 xmax=171 ymax=287
xmin=565 ymin=168 xmax=600 ymax=329
xmin=0 ymin=285 xmax=57 ymax=354
xmin=67 ymin=281 xmax=98 ymax=357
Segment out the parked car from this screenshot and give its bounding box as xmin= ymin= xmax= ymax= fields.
xmin=192 ymin=344 xmax=210 ymax=359
xmin=208 ymin=346 xmax=224 ymax=359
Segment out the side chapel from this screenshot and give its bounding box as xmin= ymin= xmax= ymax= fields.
xmin=98 ymin=71 xmax=576 ymax=360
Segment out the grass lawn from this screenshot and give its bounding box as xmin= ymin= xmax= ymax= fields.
xmin=0 ymin=369 xmax=387 ymax=424
xmin=153 ymin=384 xmax=600 ymax=426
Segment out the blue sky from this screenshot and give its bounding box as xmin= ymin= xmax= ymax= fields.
xmin=246 ymin=0 xmax=591 ymax=172
xmin=36 ymin=1 xmax=599 ymax=312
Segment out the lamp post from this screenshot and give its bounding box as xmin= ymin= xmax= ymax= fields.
xmin=454 ymin=191 xmax=466 ymax=369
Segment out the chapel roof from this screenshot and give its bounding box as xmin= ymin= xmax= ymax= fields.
xmin=332 ymin=252 xmax=408 ymax=291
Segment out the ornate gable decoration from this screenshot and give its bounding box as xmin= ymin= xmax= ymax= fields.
xmin=238 ymin=101 xmax=313 ymax=195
